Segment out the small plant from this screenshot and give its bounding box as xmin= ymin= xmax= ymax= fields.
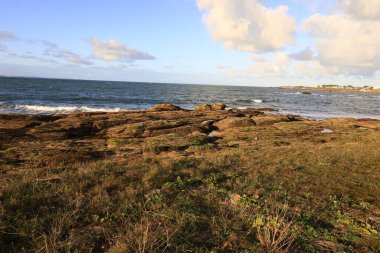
xmin=252 ymin=204 xmax=298 ymax=253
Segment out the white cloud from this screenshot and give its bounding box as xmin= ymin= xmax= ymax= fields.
xmin=339 ymin=0 xmax=380 ymax=19
xmin=197 ymin=0 xmax=296 ymax=53
xmin=90 ymin=38 xmax=155 ymax=62
xmin=304 ymin=13 xmax=380 ymax=76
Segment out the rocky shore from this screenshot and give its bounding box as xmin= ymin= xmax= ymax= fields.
xmin=0 ymin=104 xmax=304 ymax=158
xmin=1 ymin=104 xmax=379 ymax=252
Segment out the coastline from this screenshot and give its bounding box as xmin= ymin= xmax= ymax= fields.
xmin=277 ymin=86 xmax=380 ymax=94
xmin=1 ymin=104 xmax=379 ymax=252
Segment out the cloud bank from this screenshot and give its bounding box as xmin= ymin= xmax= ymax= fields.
xmin=90 ymin=38 xmax=155 ymax=62
xmin=200 ymin=0 xmax=380 ymax=79
xmin=303 ymin=1 xmax=380 ymax=76
xmin=197 ymin=0 xmax=296 ymax=53
xmin=339 ymin=0 xmax=380 ymax=19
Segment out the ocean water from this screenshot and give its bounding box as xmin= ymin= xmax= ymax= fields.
xmin=0 ymin=77 xmax=379 ymax=119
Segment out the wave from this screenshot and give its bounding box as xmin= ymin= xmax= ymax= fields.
xmin=13 ymin=105 xmax=123 ymax=113
xmin=236 ymin=99 xmax=263 ymax=104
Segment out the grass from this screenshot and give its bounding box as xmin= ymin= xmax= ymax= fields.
xmin=0 ymin=118 xmax=379 ymax=252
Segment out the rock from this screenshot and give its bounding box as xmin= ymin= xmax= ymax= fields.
xmin=147 ymin=104 xmax=183 ymax=112
xmin=195 ymin=103 xmax=226 ymax=111
xmin=145 ymin=120 xmax=187 ymax=130
xmin=142 ymin=125 xmax=206 ymax=137
xmin=321 ymin=128 xmax=333 ymax=134
xmin=200 ymin=120 xmax=216 ymax=126
xmin=195 ymin=104 xmax=212 ymax=111
xmin=237 ymin=108 xmax=264 ymax=116
xmin=211 ymin=103 xmax=226 ymax=110
xmin=356 ymin=119 xmax=380 ymax=130
xmin=208 ymin=130 xmax=223 ymax=138
xmin=255 ymin=108 xmax=277 ymax=112
xmin=214 ymin=117 xmax=256 ymax=130
xmin=302 ymin=91 xmax=312 ymax=95
xmin=252 ymin=115 xmax=292 ymax=126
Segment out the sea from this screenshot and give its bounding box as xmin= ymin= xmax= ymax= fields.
xmin=0 ymin=77 xmax=379 ymax=120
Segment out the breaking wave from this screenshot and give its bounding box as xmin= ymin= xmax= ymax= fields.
xmin=13 ymin=105 xmax=123 ymax=113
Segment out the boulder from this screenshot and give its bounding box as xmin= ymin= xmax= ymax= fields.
xmin=321 ymin=128 xmax=333 ymax=134
xmin=214 ymin=117 xmax=256 ymax=130
xmin=211 ymin=103 xmax=226 ymax=110
xmin=195 ymin=104 xmax=212 ymax=111
xmin=200 ymin=120 xmax=216 ymax=126
xmin=147 ymin=104 xmax=183 ymax=112
xmin=208 ymin=130 xmax=223 ymax=138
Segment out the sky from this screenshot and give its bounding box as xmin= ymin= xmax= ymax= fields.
xmin=0 ymin=0 xmax=380 ymax=87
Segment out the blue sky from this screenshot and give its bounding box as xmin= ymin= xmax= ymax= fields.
xmin=0 ymin=0 xmax=379 ymax=86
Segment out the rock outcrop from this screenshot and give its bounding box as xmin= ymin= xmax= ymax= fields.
xmin=195 ymin=103 xmax=226 ymax=111
xmin=252 ymin=115 xmax=294 ymax=126
xmin=147 ymin=104 xmax=183 ymax=111
xmin=211 ymin=103 xmax=226 ymax=110
xmin=213 ymin=117 xmax=256 ymax=130
xmin=4 ymin=104 xmax=377 ymax=160
xmin=195 ymin=104 xmax=212 ymax=111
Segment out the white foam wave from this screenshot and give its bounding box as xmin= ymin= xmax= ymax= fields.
xmin=252 ymin=99 xmax=263 ymax=103
xmin=15 ymin=105 xmax=122 ymax=113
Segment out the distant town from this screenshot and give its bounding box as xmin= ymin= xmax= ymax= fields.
xmin=278 ymin=84 xmax=380 ymax=93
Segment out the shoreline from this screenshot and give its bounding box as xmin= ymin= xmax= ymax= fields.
xmin=2 ymin=107 xmax=379 ymax=121
xmin=277 ymin=86 xmax=380 ymax=94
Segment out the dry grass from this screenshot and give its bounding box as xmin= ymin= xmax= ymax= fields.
xmin=0 ymin=118 xmax=379 ymax=252
xmin=254 ymin=203 xmax=298 ymax=253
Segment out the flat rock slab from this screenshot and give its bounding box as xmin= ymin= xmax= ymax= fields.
xmin=213 ymin=117 xmax=256 ymax=130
